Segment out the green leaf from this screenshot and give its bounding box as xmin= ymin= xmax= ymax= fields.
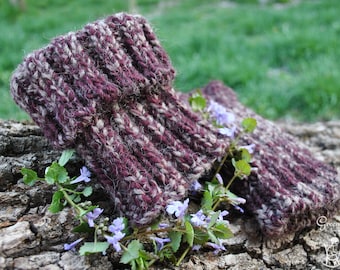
xmin=48 ymin=190 xmax=64 ymax=213
xmin=136 ymin=250 xmax=154 ymax=269
xmin=79 ymin=241 xmax=109 ymax=255
xmin=213 ymin=222 xmax=234 ymax=239
xmin=184 ymin=220 xmax=194 ymax=247
xmin=68 ymin=193 xmax=76 ymax=201
xmin=193 ymin=228 xmax=209 ymax=245
xmin=206 ymin=181 xmax=222 ymax=198
xmin=58 ymin=149 xmax=75 ymax=166
xmin=226 ymin=190 xmax=239 ymax=200
xmin=207 ymin=211 xmax=220 ymax=229
xmin=207 ymin=229 xmax=219 ymax=244
xmin=73 ymin=222 xmax=94 ymax=233
xmin=131 ymin=255 xmax=150 ymax=270
xmin=169 ymin=231 xmax=182 ymax=252
xmin=202 ymin=190 xmax=213 ymax=211
xmin=242 ymin=117 xmax=257 ymax=133
xmin=240 ymin=148 xmax=251 ymax=163
xmin=73 ymin=195 xmax=81 ymax=203
xmin=21 ymin=168 xmax=38 ymax=186
xmin=82 ymin=186 xmax=93 ymax=197
xmin=120 ymin=240 xmax=144 ymax=264
xmin=232 ymin=159 xmax=251 ymax=176
xmin=189 ymin=91 xmax=207 ymax=112
xmin=45 ymin=162 xmax=68 ymax=184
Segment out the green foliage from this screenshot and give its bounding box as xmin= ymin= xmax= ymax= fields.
xmin=45 ymin=162 xmax=68 ymax=184
xmin=169 ymin=231 xmax=182 ymax=253
xmin=49 ymin=190 xmax=65 ymax=213
xmin=82 ymin=186 xmax=93 ymax=197
xmin=184 ymin=221 xmax=194 ymax=247
xmin=202 ymin=190 xmax=213 ymax=211
xmin=79 ymin=242 xmax=110 ymax=256
xmin=73 ymin=222 xmax=94 ymax=234
xmin=189 ymin=91 xmax=206 ymax=112
xmin=240 ymin=148 xmax=252 ymax=163
xmin=242 ymin=118 xmax=257 ymax=133
xmin=232 ymin=159 xmax=252 ymax=176
xmin=213 ymin=223 xmax=233 ymax=240
xmin=21 ymin=168 xmax=38 ymax=186
xmin=120 ymin=240 xmax=151 ymax=270
xmin=58 ymin=149 xmax=75 ymax=166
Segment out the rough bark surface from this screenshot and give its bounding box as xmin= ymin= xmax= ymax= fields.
xmin=0 ymin=120 xmax=339 ymax=270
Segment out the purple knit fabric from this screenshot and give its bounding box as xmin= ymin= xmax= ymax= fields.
xmin=10 ymin=13 xmax=228 ymax=225
xmin=197 ymin=81 xmax=340 ymax=236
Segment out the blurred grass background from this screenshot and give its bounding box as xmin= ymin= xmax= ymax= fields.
xmin=1 ymin=0 xmax=340 ymax=121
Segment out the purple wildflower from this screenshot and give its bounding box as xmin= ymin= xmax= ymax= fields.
xmin=215 ymin=173 xmax=224 ymax=185
xmin=64 ymin=237 xmax=84 ymax=251
xmin=105 ymin=231 xmax=125 ymax=252
xmin=207 ymin=241 xmax=226 ymax=255
xmin=192 ymin=244 xmax=202 ymax=251
xmin=166 ymin=198 xmax=189 ymax=219
xmin=234 ymin=205 xmax=245 ymax=213
xmin=218 ymin=210 xmax=229 ymax=222
xmin=151 ymin=236 xmax=171 ymax=251
xmin=229 ymin=196 xmax=246 ymax=213
xmin=109 ymin=217 xmax=125 ymax=234
xmin=190 ymin=210 xmax=208 ymax=227
xmin=70 ymin=166 xmax=91 ymax=184
xmin=228 ymin=193 xmax=246 ymax=207
xmin=207 ymin=101 xmax=235 ymax=126
xmin=218 ymin=126 xmax=236 ymax=138
xmin=86 ymin=207 xmax=103 ymax=227
xmin=236 ymin=197 xmax=246 ymax=204
xmin=190 ymin=180 xmax=202 ymax=192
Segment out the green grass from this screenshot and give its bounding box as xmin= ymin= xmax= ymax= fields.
xmin=1 ymin=0 xmax=340 ymax=121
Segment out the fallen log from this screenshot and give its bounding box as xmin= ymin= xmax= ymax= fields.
xmin=0 ymin=120 xmax=339 ymax=270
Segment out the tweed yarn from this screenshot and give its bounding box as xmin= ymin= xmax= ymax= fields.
xmin=10 ymin=13 xmax=228 ymax=225
xmin=198 ymin=81 xmax=340 ymax=236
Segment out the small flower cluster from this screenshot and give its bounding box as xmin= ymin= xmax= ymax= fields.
xmin=105 ymin=217 xmax=126 ymax=252
xmin=207 ymin=100 xmax=236 ymax=138
xmin=21 ymin=93 xmax=257 ymax=269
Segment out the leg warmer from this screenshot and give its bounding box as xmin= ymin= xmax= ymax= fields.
xmin=10 ymin=13 xmax=227 ymax=225
xmin=200 ymin=81 xmax=340 ymax=236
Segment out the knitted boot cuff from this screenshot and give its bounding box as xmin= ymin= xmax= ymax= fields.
xmin=10 ymin=13 xmax=228 ymax=225
xmin=198 ymin=81 xmax=340 ymax=236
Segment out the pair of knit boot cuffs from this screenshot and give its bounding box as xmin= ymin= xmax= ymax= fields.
xmin=10 ymin=13 xmax=340 ymax=236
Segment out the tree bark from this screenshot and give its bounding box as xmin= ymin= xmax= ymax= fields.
xmin=0 ymin=120 xmax=339 ymax=270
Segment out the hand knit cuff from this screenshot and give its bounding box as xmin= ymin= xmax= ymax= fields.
xmin=10 ymin=13 xmax=228 ymax=225
xmin=200 ymin=81 xmax=340 ymax=236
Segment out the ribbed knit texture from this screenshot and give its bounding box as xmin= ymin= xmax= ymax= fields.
xmin=199 ymin=81 xmax=340 ymax=236
xmin=10 ymin=13 xmax=228 ymax=225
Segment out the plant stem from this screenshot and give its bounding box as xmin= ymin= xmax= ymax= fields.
xmin=176 ymin=246 xmax=191 ymax=266
xmin=62 ymin=187 xmax=82 ymax=194
xmin=57 ymin=184 xmax=85 ymax=216
xmin=225 ymin=173 xmax=238 ymax=191
xmin=212 ymin=197 xmax=229 ymax=211
xmin=211 ymin=148 xmax=230 ymax=181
